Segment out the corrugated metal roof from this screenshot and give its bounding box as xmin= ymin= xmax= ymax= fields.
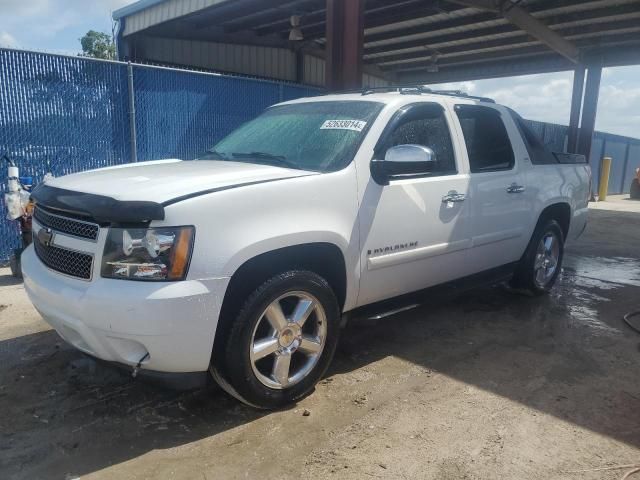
xmin=113 ymin=0 xmax=167 ymax=20
xmin=114 ymin=0 xmax=640 ymax=83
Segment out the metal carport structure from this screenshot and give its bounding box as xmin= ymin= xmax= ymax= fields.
xmin=113 ymin=0 xmax=640 ymax=161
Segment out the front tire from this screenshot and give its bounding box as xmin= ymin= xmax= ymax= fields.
xmin=511 ymin=219 xmax=564 ymax=295
xmin=214 ymin=270 xmax=340 ymax=409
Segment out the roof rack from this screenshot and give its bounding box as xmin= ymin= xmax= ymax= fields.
xmin=357 ymin=85 xmax=495 ymax=103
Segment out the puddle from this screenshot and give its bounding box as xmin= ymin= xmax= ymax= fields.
xmin=566 ymin=303 xmax=621 ymax=335
xmin=551 ymin=255 xmax=637 ymax=336
xmin=563 ymin=255 xmax=640 ymax=288
xmin=554 ymin=283 xmax=621 ymax=336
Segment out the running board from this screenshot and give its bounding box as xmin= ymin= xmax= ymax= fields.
xmin=367 ymin=303 xmax=420 ymax=320
xmin=343 ymin=262 xmax=517 ymax=326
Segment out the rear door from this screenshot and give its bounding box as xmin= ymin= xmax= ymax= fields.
xmin=452 ymin=103 xmax=532 ymax=274
xmin=357 ymin=102 xmax=472 ymax=306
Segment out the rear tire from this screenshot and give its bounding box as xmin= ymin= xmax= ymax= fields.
xmin=511 ymin=219 xmax=564 ymax=295
xmin=630 ymin=178 xmax=640 ymax=200
xmin=213 ymin=270 xmax=340 ymax=409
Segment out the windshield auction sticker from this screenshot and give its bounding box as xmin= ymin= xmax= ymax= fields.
xmin=320 ymin=120 xmax=367 ymax=132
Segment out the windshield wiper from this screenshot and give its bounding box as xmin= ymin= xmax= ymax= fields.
xmin=231 ymin=151 xmax=299 ymax=170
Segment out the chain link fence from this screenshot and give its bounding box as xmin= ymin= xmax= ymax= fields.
xmin=0 ymin=48 xmax=318 ymax=263
xmin=131 ymin=64 xmax=315 ymax=162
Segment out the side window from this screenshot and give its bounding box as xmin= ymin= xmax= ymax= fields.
xmin=383 ymin=104 xmax=457 ymax=176
xmin=509 ymin=109 xmax=558 ymax=165
xmin=455 ymin=105 xmax=515 ymax=173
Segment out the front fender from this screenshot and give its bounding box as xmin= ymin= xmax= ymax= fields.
xmin=158 ymin=165 xmax=361 ymax=310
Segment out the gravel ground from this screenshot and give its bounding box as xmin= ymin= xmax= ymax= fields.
xmin=1 ymin=195 xmax=640 ymax=480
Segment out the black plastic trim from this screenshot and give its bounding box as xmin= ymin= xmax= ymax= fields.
xmin=31 ymin=185 xmax=165 ymax=224
xmin=93 ymin=356 xmax=210 ymax=390
xmin=343 ymin=262 xmax=518 ymax=320
xmin=553 ymin=152 xmax=587 ymax=164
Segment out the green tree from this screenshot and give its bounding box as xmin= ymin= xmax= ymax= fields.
xmin=79 ymin=30 xmax=116 ymax=60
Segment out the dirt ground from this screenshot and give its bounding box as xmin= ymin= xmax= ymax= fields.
xmin=2 ymin=195 xmax=640 ymax=480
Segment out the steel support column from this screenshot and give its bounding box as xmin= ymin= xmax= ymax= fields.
xmin=325 ymin=0 xmax=364 ymax=91
xmin=576 ymin=65 xmax=602 ymax=161
xmin=567 ymin=65 xmax=585 ymax=154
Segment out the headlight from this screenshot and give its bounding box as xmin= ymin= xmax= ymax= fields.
xmin=101 ymin=226 xmax=195 ymax=281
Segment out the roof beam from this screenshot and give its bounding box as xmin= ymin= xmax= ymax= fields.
xmin=223 ymin=0 xmax=323 ymax=34
xmin=364 ymin=0 xmax=598 ymax=45
xmin=369 ymin=15 xmax=640 ymax=66
xmin=365 ymin=10 xmax=499 ymax=45
xmin=299 ymin=1 xmax=465 ymax=40
xmin=367 ymin=3 xmax=640 ymax=59
xmin=397 ymin=54 xmax=574 ymax=82
xmin=363 ymin=0 xmax=610 ymax=56
xmin=390 ymin=34 xmax=640 ymax=75
xmin=143 ymin=21 xmax=290 ymax=48
xmin=254 ymin=0 xmax=463 ymax=39
xmin=450 ymin=0 xmax=579 ymax=62
xmin=190 ymin=0 xmax=296 ymax=29
xmin=395 ymin=41 xmax=640 ymax=83
xmin=254 ymin=5 xmax=327 ymax=36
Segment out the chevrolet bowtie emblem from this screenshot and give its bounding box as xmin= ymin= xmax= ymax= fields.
xmin=37 ymin=227 xmax=54 ymax=246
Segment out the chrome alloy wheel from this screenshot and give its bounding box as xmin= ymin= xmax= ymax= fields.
xmin=533 ymin=231 xmax=560 ymax=288
xmin=249 ymin=291 xmax=327 ymax=389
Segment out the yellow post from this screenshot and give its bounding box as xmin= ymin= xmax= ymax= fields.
xmin=598 ymin=156 xmax=612 ymax=201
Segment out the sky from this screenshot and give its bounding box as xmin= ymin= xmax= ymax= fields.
xmin=433 ymin=67 xmax=640 ymax=138
xmin=0 ymin=0 xmax=129 ymax=54
xmin=1 ymin=0 xmax=639 ymax=138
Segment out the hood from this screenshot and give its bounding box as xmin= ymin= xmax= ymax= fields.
xmin=44 ymin=159 xmax=313 ymax=204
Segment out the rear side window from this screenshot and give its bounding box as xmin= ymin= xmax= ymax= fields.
xmin=509 ymin=109 xmax=558 ymax=164
xmin=379 ymin=103 xmax=457 ymax=175
xmin=455 ymin=105 xmax=515 ymax=172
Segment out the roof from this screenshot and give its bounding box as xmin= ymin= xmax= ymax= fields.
xmin=113 ymin=0 xmax=166 ymax=20
xmin=113 ymin=0 xmax=640 ymax=83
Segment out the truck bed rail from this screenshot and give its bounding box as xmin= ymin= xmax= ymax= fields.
xmin=553 ymin=152 xmax=587 ymax=164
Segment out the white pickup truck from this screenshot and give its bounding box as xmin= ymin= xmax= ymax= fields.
xmin=22 ymin=87 xmax=590 ymax=408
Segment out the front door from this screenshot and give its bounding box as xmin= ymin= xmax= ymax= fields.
xmin=357 ymin=102 xmax=472 ymax=306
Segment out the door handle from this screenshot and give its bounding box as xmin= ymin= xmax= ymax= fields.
xmin=507 ymin=183 xmax=526 ymax=194
xmin=442 ymin=190 xmax=467 ymax=203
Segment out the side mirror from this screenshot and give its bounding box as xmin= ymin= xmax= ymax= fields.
xmin=371 ymin=144 xmax=436 ymax=185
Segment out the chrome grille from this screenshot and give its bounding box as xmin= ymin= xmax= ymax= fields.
xmin=34 ymin=206 xmax=99 ymax=240
xmin=34 ymin=239 xmax=93 ymax=280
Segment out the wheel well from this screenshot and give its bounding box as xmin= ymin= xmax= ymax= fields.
xmin=539 ymin=203 xmax=571 ymax=239
xmin=212 ymin=243 xmax=347 ymax=364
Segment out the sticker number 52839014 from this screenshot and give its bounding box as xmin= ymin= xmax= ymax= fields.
xmin=320 ymin=119 xmax=367 ymax=132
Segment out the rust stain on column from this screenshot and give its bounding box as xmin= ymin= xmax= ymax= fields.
xmin=325 ymin=0 xmax=364 ymax=91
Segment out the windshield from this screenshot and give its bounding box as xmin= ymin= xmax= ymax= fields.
xmin=199 ymin=100 xmax=384 ymax=172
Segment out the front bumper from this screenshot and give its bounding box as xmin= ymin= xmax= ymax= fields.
xmin=22 ymin=245 xmax=230 ymax=373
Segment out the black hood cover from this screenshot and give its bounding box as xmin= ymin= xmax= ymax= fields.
xmin=30 ymin=184 xmax=165 ymax=224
